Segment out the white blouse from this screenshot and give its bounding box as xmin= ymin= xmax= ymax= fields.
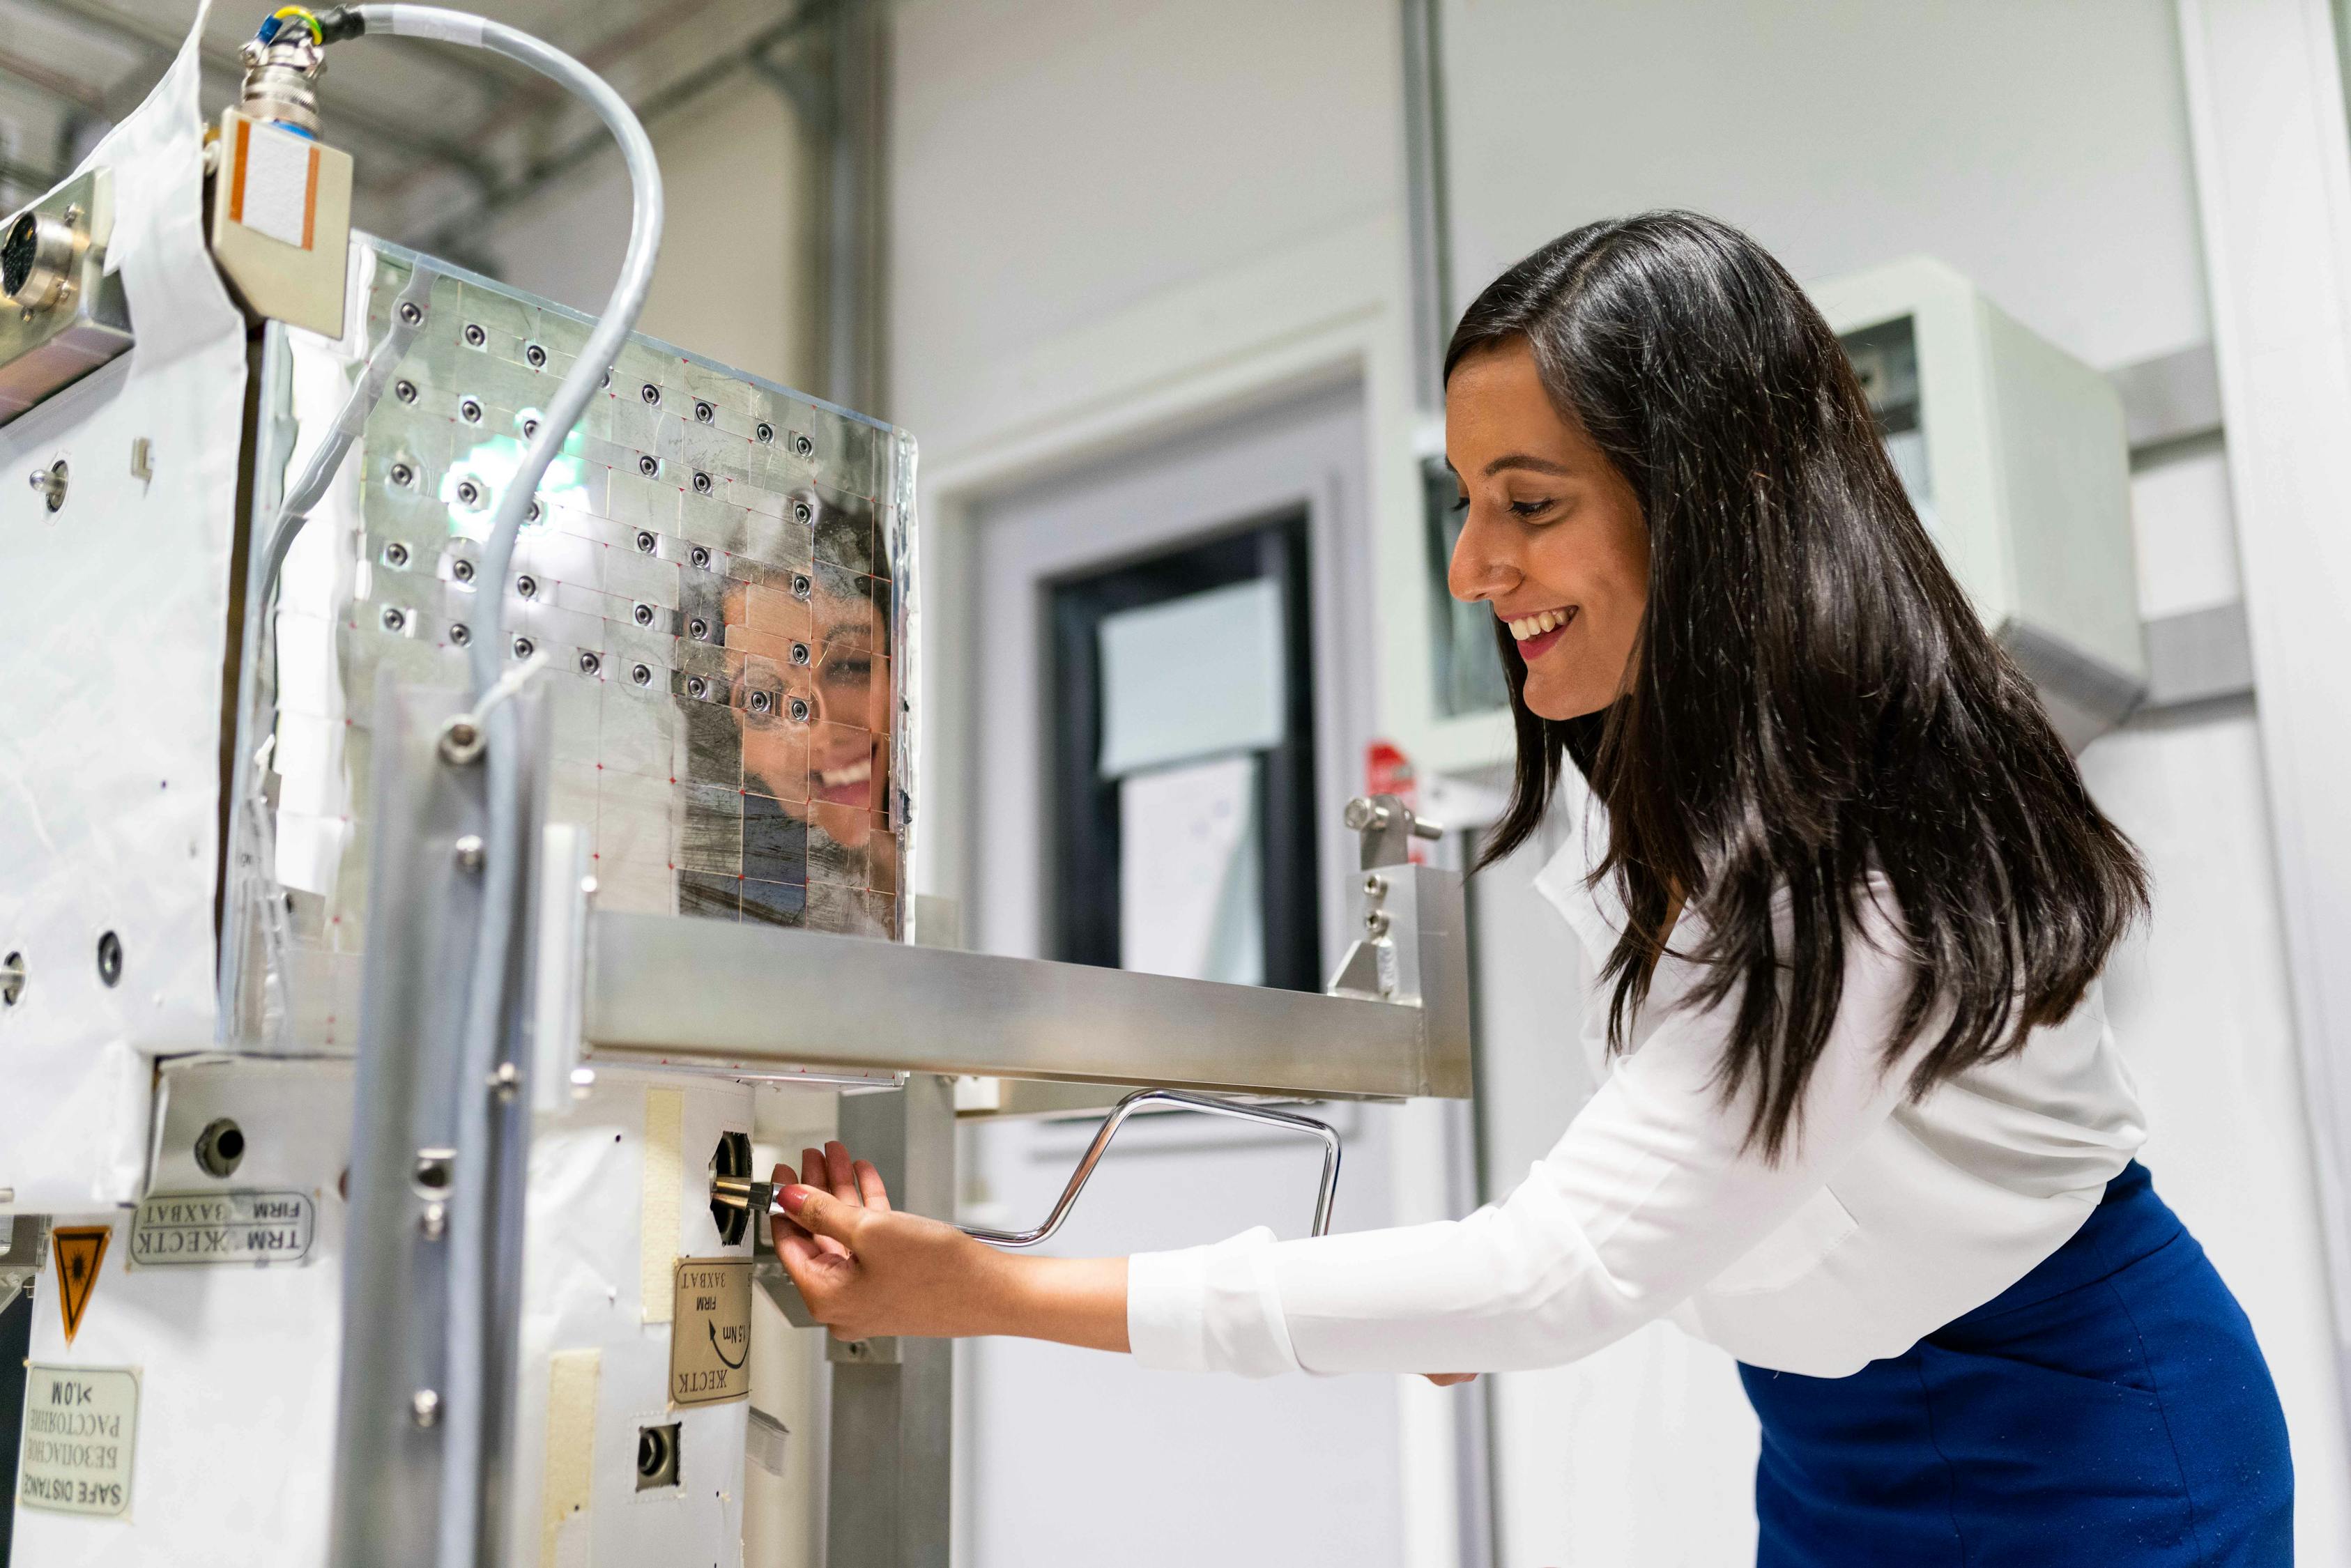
xmin=1126 ymin=797 xmax=2146 ymax=1380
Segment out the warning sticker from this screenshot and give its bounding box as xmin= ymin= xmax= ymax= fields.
xmin=130 ymin=1192 xmax=314 ymax=1268
xmin=18 ymin=1365 xmax=139 ymax=1519
xmin=50 ymin=1227 xmax=109 ymax=1346
xmin=669 ymin=1256 xmax=753 ymax=1409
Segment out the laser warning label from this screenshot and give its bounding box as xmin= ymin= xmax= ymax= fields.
xmin=130 ymin=1192 xmax=314 ymax=1267
xmin=18 ymin=1365 xmax=139 ymax=1519
xmin=669 ymin=1256 xmax=753 ymax=1408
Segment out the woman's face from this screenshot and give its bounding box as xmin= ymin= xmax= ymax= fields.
xmin=1445 ymin=339 xmax=1650 ymax=722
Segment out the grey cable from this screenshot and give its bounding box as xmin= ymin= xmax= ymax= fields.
xmin=344 ymin=10 xmax=664 ymax=1567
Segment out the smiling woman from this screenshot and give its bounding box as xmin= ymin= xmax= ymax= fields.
xmin=769 ymin=211 xmax=2293 ymax=1568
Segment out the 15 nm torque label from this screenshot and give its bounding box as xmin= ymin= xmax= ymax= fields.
xmin=129 ymin=1191 xmax=314 ymax=1266
xmin=18 ymin=1365 xmax=139 ymax=1519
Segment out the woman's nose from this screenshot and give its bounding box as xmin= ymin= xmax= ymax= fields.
xmin=1446 ymin=511 xmax=1519 ymax=605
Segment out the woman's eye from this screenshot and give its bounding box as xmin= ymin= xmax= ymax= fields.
xmin=1508 ymin=498 xmax=1555 ymax=519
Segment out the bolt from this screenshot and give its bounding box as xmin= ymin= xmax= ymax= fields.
xmin=95 ymin=930 xmax=121 ymax=987
xmin=689 ymin=545 xmax=711 ymax=570
xmin=411 ymin=1389 xmax=441 ymax=1428
xmin=787 ymin=696 xmax=811 ymax=724
xmin=512 ymin=635 xmax=536 ymax=660
xmin=515 ymin=574 xmax=537 ymax=599
xmin=1363 ymin=873 xmax=1388 ymax=900
xmin=754 ymin=422 xmax=775 ymax=445
xmin=438 ymin=716 xmax=483 ymax=764
xmin=791 ymin=432 xmax=815 ymax=459
xmin=790 ymin=573 xmax=812 ymax=602
xmin=488 ymin=1061 xmax=521 ymax=1102
xmin=748 ymin=691 xmax=772 ymax=716
xmin=579 ymin=650 xmax=602 ymax=677
xmin=453 ymin=834 xmax=484 ymax=873
xmin=419 ymin=1201 xmax=447 ymax=1240
xmin=389 ymin=461 xmax=416 ymax=489
xmin=381 ymin=605 xmax=407 ymax=633
xmin=789 ymin=642 xmax=810 ymax=667
xmin=383 ymin=540 xmax=410 ymax=568
xmin=526 ymin=499 xmax=543 ymax=523
xmin=521 ymin=417 xmax=539 ymax=439
xmin=459 ymin=397 xmax=482 ymax=424
xmin=791 ymin=498 xmax=814 ymax=526
xmin=451 ymin=558 xmax=476 ymax=585
xmin=688 ymin=616 xmax=710 ymax=641
xmin=27 ymin=459 xmax=67 ymax=513
xmin=463 ymin=323 xmax=486 ymax=348
xmin=692 ymin=470 xmax=713 ymax=495
xmin=525 ymin=343 xmax=547 ymax=369
xmin=694 ymin=399 xmax=714 ymax=424
xmin=1 ymin=951 xmax=22 ymax=1008
xmin=455 ymin=479 xmax=482 ymax=507
xmin=394 ymin=379 xmax=418 ymax=404
xmin=450 ymin=622 xmax=472 ymax=647
xmin=640 ymin=383 xmax=661 ymax=406
xmin=632 ymin=602 xmax=654 ymax=627
xmin=397 ymin=300 xmax=424 ymax=327
xmin=630 ymin=663 xmax=652 ymax=687
xmin=687 ymin=675 xmax=709 ymax=700
xmin=1365 ymin=909 xmax=1391 ymax=939
xmin=635 ymin=530 xmax=657 ymax=555
xmin=638 ymin=454 xmax=660 ymax=478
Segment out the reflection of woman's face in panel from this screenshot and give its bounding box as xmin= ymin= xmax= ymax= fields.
xmin=723 ymin=563 xmax=894 ymax=882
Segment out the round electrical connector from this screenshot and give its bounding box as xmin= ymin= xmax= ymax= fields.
xmin=2 ymin=206 xmax=79 ymax=313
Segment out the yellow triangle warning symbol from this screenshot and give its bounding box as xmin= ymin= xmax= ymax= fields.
xmin=52 ymin=1225 xmax=111 ymax=1346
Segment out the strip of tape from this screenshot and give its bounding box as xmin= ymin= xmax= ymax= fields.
xmin=539 ymin=1348 xmax=599 ymax=1568
xmin=640 ymin=1088 xmax=682 ymax=1323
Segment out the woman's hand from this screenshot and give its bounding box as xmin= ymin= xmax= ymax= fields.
xmin=772 ymin=1141 xmax=1131 ymax=1351
xmin=1423 ymin=1373 xmax=1478 ymax=1387
xmin=769 ymin=1142 xmax=1013 ymax=1342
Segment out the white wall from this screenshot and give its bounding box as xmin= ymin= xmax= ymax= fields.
xmin=482 ymin=75 xmax=818 ymax=391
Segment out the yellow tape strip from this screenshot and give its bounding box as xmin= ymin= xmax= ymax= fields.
xmin=539 ymin=1348 xmax=599 ymax=1568
xmin=641 ymin=1088 xmax=682 ymax=1323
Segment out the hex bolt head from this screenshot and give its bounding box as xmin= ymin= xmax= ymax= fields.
xmin=453 ymin=834 xmax=485 ymax=873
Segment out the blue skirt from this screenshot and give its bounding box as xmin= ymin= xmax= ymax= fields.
xmin=1739 ymin=1162 xmax=2292 ymax=1567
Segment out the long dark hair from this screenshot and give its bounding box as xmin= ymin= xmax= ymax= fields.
xmin=1455 ymin=211 xmax=2145 ymax=1160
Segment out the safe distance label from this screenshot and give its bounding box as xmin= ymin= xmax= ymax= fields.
xmin=670 ymin=1256 xmax=753 ymax=1408
xmin=130 ymin=1191 xmax=314 ymax=1266
xmin=18 ymin=1365 xmax=139 ymax=1518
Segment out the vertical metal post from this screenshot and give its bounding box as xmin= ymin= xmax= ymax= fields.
xmin=1400 ymin=0 xmax=1455 ymax=415
xmin=825 ymin=0 xmax=891 ymax=416
xmin=823 ymin=1075 xmax=955 ymax=1568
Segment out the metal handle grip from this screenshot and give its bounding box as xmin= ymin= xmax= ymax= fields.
xmin=958 ymin=1088 xmax=1342 ymax=1249
xmin=714 ymin=1089 xmax=1342 ymax=1250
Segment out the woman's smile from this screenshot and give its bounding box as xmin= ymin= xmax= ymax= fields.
xmin=1505 ymin=604 xmax=1576 ymax=659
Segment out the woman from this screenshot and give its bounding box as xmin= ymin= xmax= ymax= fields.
xmin=769 ymin=213 xmax=2294 ymax=1565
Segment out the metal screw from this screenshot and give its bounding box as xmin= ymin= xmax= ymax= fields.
xmin=687 ymin=675 xmax=709 ymax=700
xmin=455 ymin=479 xmax=482 ymax=508
xmin=630 ymin=663 xmax=652 ymax=687
xmin=790 ymin=642 xmax=811 ymax=667
xmin=688 ymin=615 xmax=710 ymax=641
xmin=790 ymin=573 xmax=812 ymax=602
xmin=411 ymin=1390 xmax=441 ymax=1428
xmin=0 ymin=951 xmax=22 ymax=1007
xmin=516 ymin=574 xmax=537 ymax=599
xmin=691 ymin=470 xmax=712 ymax=495
xmin=578 ymin=650 xmax=602 ymax=677
xmin=1365 ymin=909 xmax=1392 ymax=939
xmin=439 ymin=716 xmax=483 ymax=764
xmin=453 ymin=834 xmax=484 ymax=873
xmin=524 ymin=343 xmax=547 ymax=369
xmin=381 ymin=605 xmax=408 ymax=633
xmin=631 ymin=602 xmax=654 ymax=627
xmin=755 ymin=422 xmax=774 ymax=445
xmin=526 ymin=499 xmax=543 ymax=523
xmin=390 ymin=461 xmax=416 ymax=489
xmin=488 ymin=1061 xmax=521 ymax=1102
xmin=791 ymin=498 xmax=814 ymax=526
xmin=748 ymin=690 xmax=772 ymax=716
xmin=602 ymin=369 xmax=613 ymax=390
xmin=449 ymin=622 xmax=472 ymax=647
xmin=639 ymin=383 xmax=660 ymax=406
xmin=512 ymin=635 xmax=536 ymax=660
xmin=394 ymin=378 xmax=418 ymax=404
xmin=459 ymin=397 xmax=482 ymax=424
xmin=95 ymin=930 xmax=121 ymax=987
xmin=451 ymin=558 xmax=476 ymax=585
xmin=1363 ymin=873 xmax=1388 ymax=900
xmin=689 ymin=545 xmax=711 ymax=570
xmin=635 ymin=530 xmax=657 ymax=555
xmin=28 ymin=459 xmax=67 ymax=514
xmin=693 ymin=399 xmax=714 ymax=424
xmin=383 ymin=540 xmax=411 ymax=568
xmin=419 ymin=1201 xmax=447 ymax=1240
xmin=521 ymin=417 xmax=539 ymax=439
xmin=397 ymin=300 xmax=424 ymax=327
xmin=790 ymin=431 xmax=815 ymax=459
xmin=462 ymin=323 xmax=486 ymax=348
xmin=787 ymin=696 xmax=811 ymax=723
xmin=638 ymin=454 xmax=660 ymax=478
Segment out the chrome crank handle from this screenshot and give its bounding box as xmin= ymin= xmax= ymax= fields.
xmin=714 ymin=1089 xmax=1342 ymax=1250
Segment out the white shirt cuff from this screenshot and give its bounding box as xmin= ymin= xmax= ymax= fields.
xmin=1126 ymin=1226 xmax=1300 ymax=1378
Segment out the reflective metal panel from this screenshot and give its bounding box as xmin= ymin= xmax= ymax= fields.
xmin=235 ymin=240 xmax=914 ymax=1050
